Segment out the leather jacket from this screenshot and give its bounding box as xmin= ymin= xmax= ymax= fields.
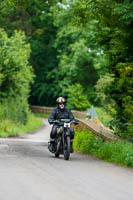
xmin=48 ymin=106 xmax=75 ymax=124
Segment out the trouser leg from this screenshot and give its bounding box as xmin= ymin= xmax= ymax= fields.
xmin=70 ymin=128 xmax=74 ymax=141
xmin=70 ymin=128 xmax=74 ymax=153
xmin=48 ymin=125 xmax=58 ymax=153
xmin=50 ymin=125 xmax=58 ymax=141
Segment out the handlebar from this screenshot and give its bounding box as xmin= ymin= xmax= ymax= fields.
xmin=50 ymin=119 xmax=79 ymax=125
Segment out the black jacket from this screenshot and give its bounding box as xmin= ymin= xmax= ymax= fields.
xmin=48 ymin=107 xmax=75 ymax=124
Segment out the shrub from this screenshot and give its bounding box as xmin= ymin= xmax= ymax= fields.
xmin=73 ymin=129 xmax=133 ymax=167
xmin=0 ymin=98 xmax=29 ymax=124
xmin=73 ymin=129 xmax=95 ymax=153
xmin=0 ymin=114 xmax=43 ymax=137
xmin=125 ymin=152 xmax=133 ymax=167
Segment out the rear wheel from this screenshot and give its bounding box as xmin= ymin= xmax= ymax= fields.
xmin=63 ymin=136 xmax=71 ymax=160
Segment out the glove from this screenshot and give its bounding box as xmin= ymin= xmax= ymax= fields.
xmin=72 ymin=119 xmax=79 ymax=125
xmin=49 ymin=120 xmax=54 ymax=124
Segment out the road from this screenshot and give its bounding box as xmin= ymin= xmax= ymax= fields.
xmin=0 ymin=119 xmax=133 ymax=200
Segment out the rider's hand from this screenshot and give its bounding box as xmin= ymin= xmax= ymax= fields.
xmin=49 ymin=120 xmax=54 ymax=124
xmin=72 ymin=119 xmax=79 ymax=125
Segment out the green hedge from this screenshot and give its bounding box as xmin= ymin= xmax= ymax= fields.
xmin=73 ymin=130 xmax=133 ymax=167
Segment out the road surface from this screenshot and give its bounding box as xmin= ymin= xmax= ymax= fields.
xmin=0 ymin=119 xmax=133 ymax=200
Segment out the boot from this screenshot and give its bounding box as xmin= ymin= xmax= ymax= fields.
xmin=70 ymin=142 xmax=74 ymax=153
xmin=48 ymin=140 xmax=55 ymax=153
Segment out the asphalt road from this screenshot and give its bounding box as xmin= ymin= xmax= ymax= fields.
xmin=0 ymin=119 xmax=133 ymax=200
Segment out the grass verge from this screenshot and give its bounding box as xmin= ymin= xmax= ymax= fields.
xmin=73 ymin=129 xmax=133 ymax=168
xmin=34 ymin=112 xmax=50 ymax=118
xmin=0 ymin=114 xmax=43 ymax=138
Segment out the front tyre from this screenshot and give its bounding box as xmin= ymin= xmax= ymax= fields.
xmin=64 ymin=136 xmax=71 ymax=160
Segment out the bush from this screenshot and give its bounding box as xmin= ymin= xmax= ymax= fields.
xmin=0 ymin=98 xmax=29 ymax=124
xmin=125 ymin=152 xmax=133 ymax=167
xmin=73 ymin=129 xmax=133 ymax=167
xmin=67 ymin=83 xmax=91 ymax=111
xmin=110 ymin=118 xmax=133 ymax=140
xmin=73 ymin=129 xmax=95 ymax=153
xmin=0 ymin=114 xmax=43 ymax=137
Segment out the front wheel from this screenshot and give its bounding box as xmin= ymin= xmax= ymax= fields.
xmin=63 ymin=136 xmax=71 ymax=160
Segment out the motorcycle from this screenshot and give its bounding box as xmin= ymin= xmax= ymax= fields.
xmin=48 ymin=119 xmax=79 ymax=160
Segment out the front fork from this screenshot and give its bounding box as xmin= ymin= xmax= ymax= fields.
xmin=62 ymin=127 xmax=70 ymax=147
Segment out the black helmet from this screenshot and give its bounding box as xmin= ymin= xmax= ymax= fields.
xmin=56 ymin=97 xmax=66 ymax=104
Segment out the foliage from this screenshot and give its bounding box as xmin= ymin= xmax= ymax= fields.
xmin=70 ymin=0 xmax=133 ymax=136
xmin=0 ymin=114 xmax=43 ymax=137
xmin=67 ymin=84 xmax=90 ymax=111
xmin=109 ymin=63 xmax=133 ymax=137
xmin=0 ymin=29 xmax=34 ymax=123
xmin=0 ymin=0 xmax=132 ymax=139
xmin=0 ymin=99 xmax=29 ymax=124
xmin=0 ymin=0 xmax=60 ymax=106
xmin=0 ymin=0 xmax=106 ymax=107
xmin=48 ymin=3 xmax=106 ymax=105
xmin=73 ymin=129 xmax=133 ymax=167
xmin=95 ymin=74 xmax=116 ymax=116
xmin=95 ymin=74 xmax=114 ymax=107
xmin=95 ymin=107 xmax=113 ymax=127
xmin=73 ymin=129 xmax=95 ymax=153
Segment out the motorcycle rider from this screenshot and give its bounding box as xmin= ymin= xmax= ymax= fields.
xmin=48 ymin=97 xmax=77 ymax=153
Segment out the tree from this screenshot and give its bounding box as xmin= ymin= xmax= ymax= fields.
xmin=49 ymin=2 xmax=106 ymax=104
xmin=67 ymin=84 xmax=90 ymax=111
xmin=69 ymin=0 xmax=133 ymax=136
xmin=0 ymin=29 xmax=34 ymax=123
xmin=0 ymin=0 xmax=60 ymax=106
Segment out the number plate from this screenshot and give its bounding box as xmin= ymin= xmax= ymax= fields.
xmin=64 ymin=123 xmax=70 ymax=128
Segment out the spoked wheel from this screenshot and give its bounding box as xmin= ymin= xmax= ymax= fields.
xmin=63 ymin=136 xmax=71 ymax=160
xmin=55 ymin=138 xmax=61 ymax=158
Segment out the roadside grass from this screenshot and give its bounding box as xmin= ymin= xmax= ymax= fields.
xmin=0 ymin=114 xmax=43 ymax=138
xmin=73 ymin=129 xmax=133 ymax=167
xmin=34 ymin=112 xmax=50 ymax=118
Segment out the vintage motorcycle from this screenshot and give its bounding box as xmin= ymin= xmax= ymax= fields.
xmin=48 ymin=119 xmax=79 ymax=160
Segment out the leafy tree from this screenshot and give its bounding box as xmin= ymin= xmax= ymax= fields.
xmin=67 ymin=84 xmax=90 ymax=111
xmin=0 ymin=29 xmax=34 ymax=123
xmin=49 ymin=3 xmax=106 ymax=104
xmin=0 ymin=0 xmax=107 ymax=108
xmin=70 ymin=0 xmax=133 ymax=136
xmin=0 ymin=0 xmax=60 ymax=106
xmin=109 ymin=63 xmax=133 ymax=137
